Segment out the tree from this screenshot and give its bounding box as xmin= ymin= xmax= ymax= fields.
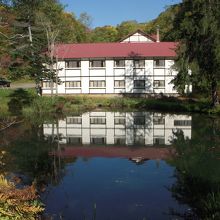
xmin=116 ymin=20 xmax=143 ymax=40
xmin=143 ymin=4 xmax=179 ymax=41
xmin=1 ymin=0 xmax=89 ymax=91
xmin=0 ymin=5 xmax=13 ymax=77
xmin=78 ymin=12 xmax=92 ymax=29
xmin=91 ymin=26 xmax=118 ymax=42
xmin=172 ymin=0 xmax=220 ymax=106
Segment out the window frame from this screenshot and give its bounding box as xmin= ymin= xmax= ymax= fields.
xmin=153 ymin=80 xmax=165 ymax=88
xmin=67 ymin=137 xmax=82 ymax=144
xmin=114 ymin=59 xmax=125 ymax=68
xmin=91 ymin=137 xmax=106 ymax=145
xmin=90 ymin=117 xmax=106 ymax=124
xmin=114 ymin=117 xmax=126 ymax=125
xmin=65 ymin=81 xmax=81 ymax=88
xmin=66 ymin=117 xmax=82 ymax=124
xmin=89 ymin=80 xmax=106 ymax=88
xmin=42 ymin=81 xmax=55 ymax=88
xmin=174 ymin=120 xmax=191 ymax=126
xmin=65 ymin=60 xmax=81 ymax=68
xmin=90 ymin=60 xmax=105 ymax=68
xmin=134 ymin=80 xmax=145 ymax=89
xmin=133 ymin=60 xmax=145 ymax=68
xmin=114 ymin=80 xmax=125 ymax=88
xmin=134 ymin=116 xmax=145 ymax=125
xmin=154 ymin=59 xmax=165 ymax=68
xmin=114 ymin=137 xmax=126 ymax=145
xmin=153 ymin=116 xmax=165 ymax=125
xmin=153 ymin=138 xmax=165 ymax=145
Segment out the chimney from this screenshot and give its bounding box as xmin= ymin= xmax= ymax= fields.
xmin=156 ymin=26 xmax=160 ymax=42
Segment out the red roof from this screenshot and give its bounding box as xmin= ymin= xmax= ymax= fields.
xmin=55 ymin=42 xmax=177 ymax=59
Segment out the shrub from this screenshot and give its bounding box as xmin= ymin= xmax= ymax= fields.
xmin=0 ymin=175 xmax=44 ymax=220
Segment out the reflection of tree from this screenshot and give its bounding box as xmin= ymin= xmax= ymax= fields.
xmin=168 ymin=120 xmax=220 ymax=219
xmin=0 ymin=116 xmax=23 ymax=132
xmin=0 ymin=118 xmax=65 ymax=187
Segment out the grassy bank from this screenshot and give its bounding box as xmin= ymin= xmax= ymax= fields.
xmin=0 ymin=88 xmax=220 ymax=116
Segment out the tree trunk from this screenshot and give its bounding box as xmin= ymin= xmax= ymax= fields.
xmin=211 ymin=80 xmax=219 ymax=107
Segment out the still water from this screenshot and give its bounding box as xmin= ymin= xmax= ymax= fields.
xmin=0 ymin=111 xmax=220 ymax=220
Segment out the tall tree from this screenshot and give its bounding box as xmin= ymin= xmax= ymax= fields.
xmin=172 ymin=0 xmax=220 ymax=106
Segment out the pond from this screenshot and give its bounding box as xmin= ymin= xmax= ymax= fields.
xmin=0 ymin=111 xmax=220 ymax=219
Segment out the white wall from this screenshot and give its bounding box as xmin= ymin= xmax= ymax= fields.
xmin=121 ymin=32 xmax=153 ymax=43
xmin=42 ymin=59 xmax=178 ymax=95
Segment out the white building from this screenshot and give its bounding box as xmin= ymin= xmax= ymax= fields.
xmin=43 ymin=111 xmax=192 ymax=146
xmin=42 ymin=30 xmax=182 ymax=95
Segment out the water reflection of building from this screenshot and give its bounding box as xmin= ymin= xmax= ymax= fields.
xmin=43 ymin=112 xmax=192 ymax=146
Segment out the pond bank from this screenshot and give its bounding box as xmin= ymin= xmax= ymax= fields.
xmin=0 ymin=88 xmax=220 ymax=116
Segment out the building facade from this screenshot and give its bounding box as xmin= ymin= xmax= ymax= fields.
xmin=42 ymin=30 xmax=183 ymax=95
xmin=43 ymin=111 xmax=192 ymax=146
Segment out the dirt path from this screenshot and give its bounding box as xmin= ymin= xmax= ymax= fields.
xmin=10 ymin=83 xmax=35 ymax=89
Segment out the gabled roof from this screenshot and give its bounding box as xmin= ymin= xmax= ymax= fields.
xmin=55 ymin=42 xmax=177 ymax=59
xmin=119 ymin=29 xmax=157 ymax=42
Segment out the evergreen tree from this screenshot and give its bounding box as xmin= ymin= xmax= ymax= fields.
xmin=172 ymin=0 xmax=220 ymax=106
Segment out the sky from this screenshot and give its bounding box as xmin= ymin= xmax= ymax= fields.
xmin=60 ymin=0 xmax=182 ymax=28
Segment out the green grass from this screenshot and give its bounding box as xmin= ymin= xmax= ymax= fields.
xmin=24 ymin=95 xmax=218 ymax=115
xmin=1 ymin=89 xmax=220 ymax=116
xmin=0 ymin=89 xmax=12 ymax=115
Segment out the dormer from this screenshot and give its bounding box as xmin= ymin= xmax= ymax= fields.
xmin=119 ymin=29 xmax=157 ymax=43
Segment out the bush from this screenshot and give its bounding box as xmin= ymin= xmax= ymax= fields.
xmin=0 ymin=175 xmax=44 ymax=220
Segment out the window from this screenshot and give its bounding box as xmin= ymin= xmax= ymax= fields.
xmin=134 ymin=60 xmax=145 ymax=68
xmin=114 ymin=60 xmax=125 ymax=67
xmin=154 ymin=59 xmax=165 ymax=67
xmin=114 ymin=80 xmax=125 ymax=88
xmin=114 ymin=117 xmax=126 ymax=125
xmin=174 ymin=120 xmax=191 ymax=126
xmin=153 ymin=138 xmax=165 ymax=145
xmin=134 ymin=137 xmax=145 ymax=145
xmin=90 ymin=117 xmax=106 ymax=124
xmin=89 ymin=81 xmax=106 ymax=88
xmin=153 ymin=80 xmax=165 ymax=88
xmin=43 ymin=81 xmax=55 ymax=88
xmin=65 ymin=60 xmax=81 ymax=68
xmin=91 ymin=137 xmax=106 ymax=145
xmin=115 ymin=138 xmax=126 ymax=145
xmin=65 ymin=81 xmax=81 ymax=88
xmin=134 ymin=116 xmax=145 ymax=125
xmin=90 ymin=60 xmax=105 ymax=68
xmin=67 ymin=137 xmax=82 ymax=144
xmin=134 ymin=80 xmax=145 ymax=88
xmin=66 ymin=117 xmax=82 ymax=124
xmin=153 ymin=116 xmax=165 ymax=125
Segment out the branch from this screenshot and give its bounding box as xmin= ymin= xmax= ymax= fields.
xmin=0 ymin=32 xmax=29 ymax=40
xmin=0 ymin=120 xmax=23 ymax=132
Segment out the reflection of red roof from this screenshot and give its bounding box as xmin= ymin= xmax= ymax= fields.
xmin=55 ymin=42 xmax=177 ymax=59
xmin=51 ymin=146 xmax=173 ymax=160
